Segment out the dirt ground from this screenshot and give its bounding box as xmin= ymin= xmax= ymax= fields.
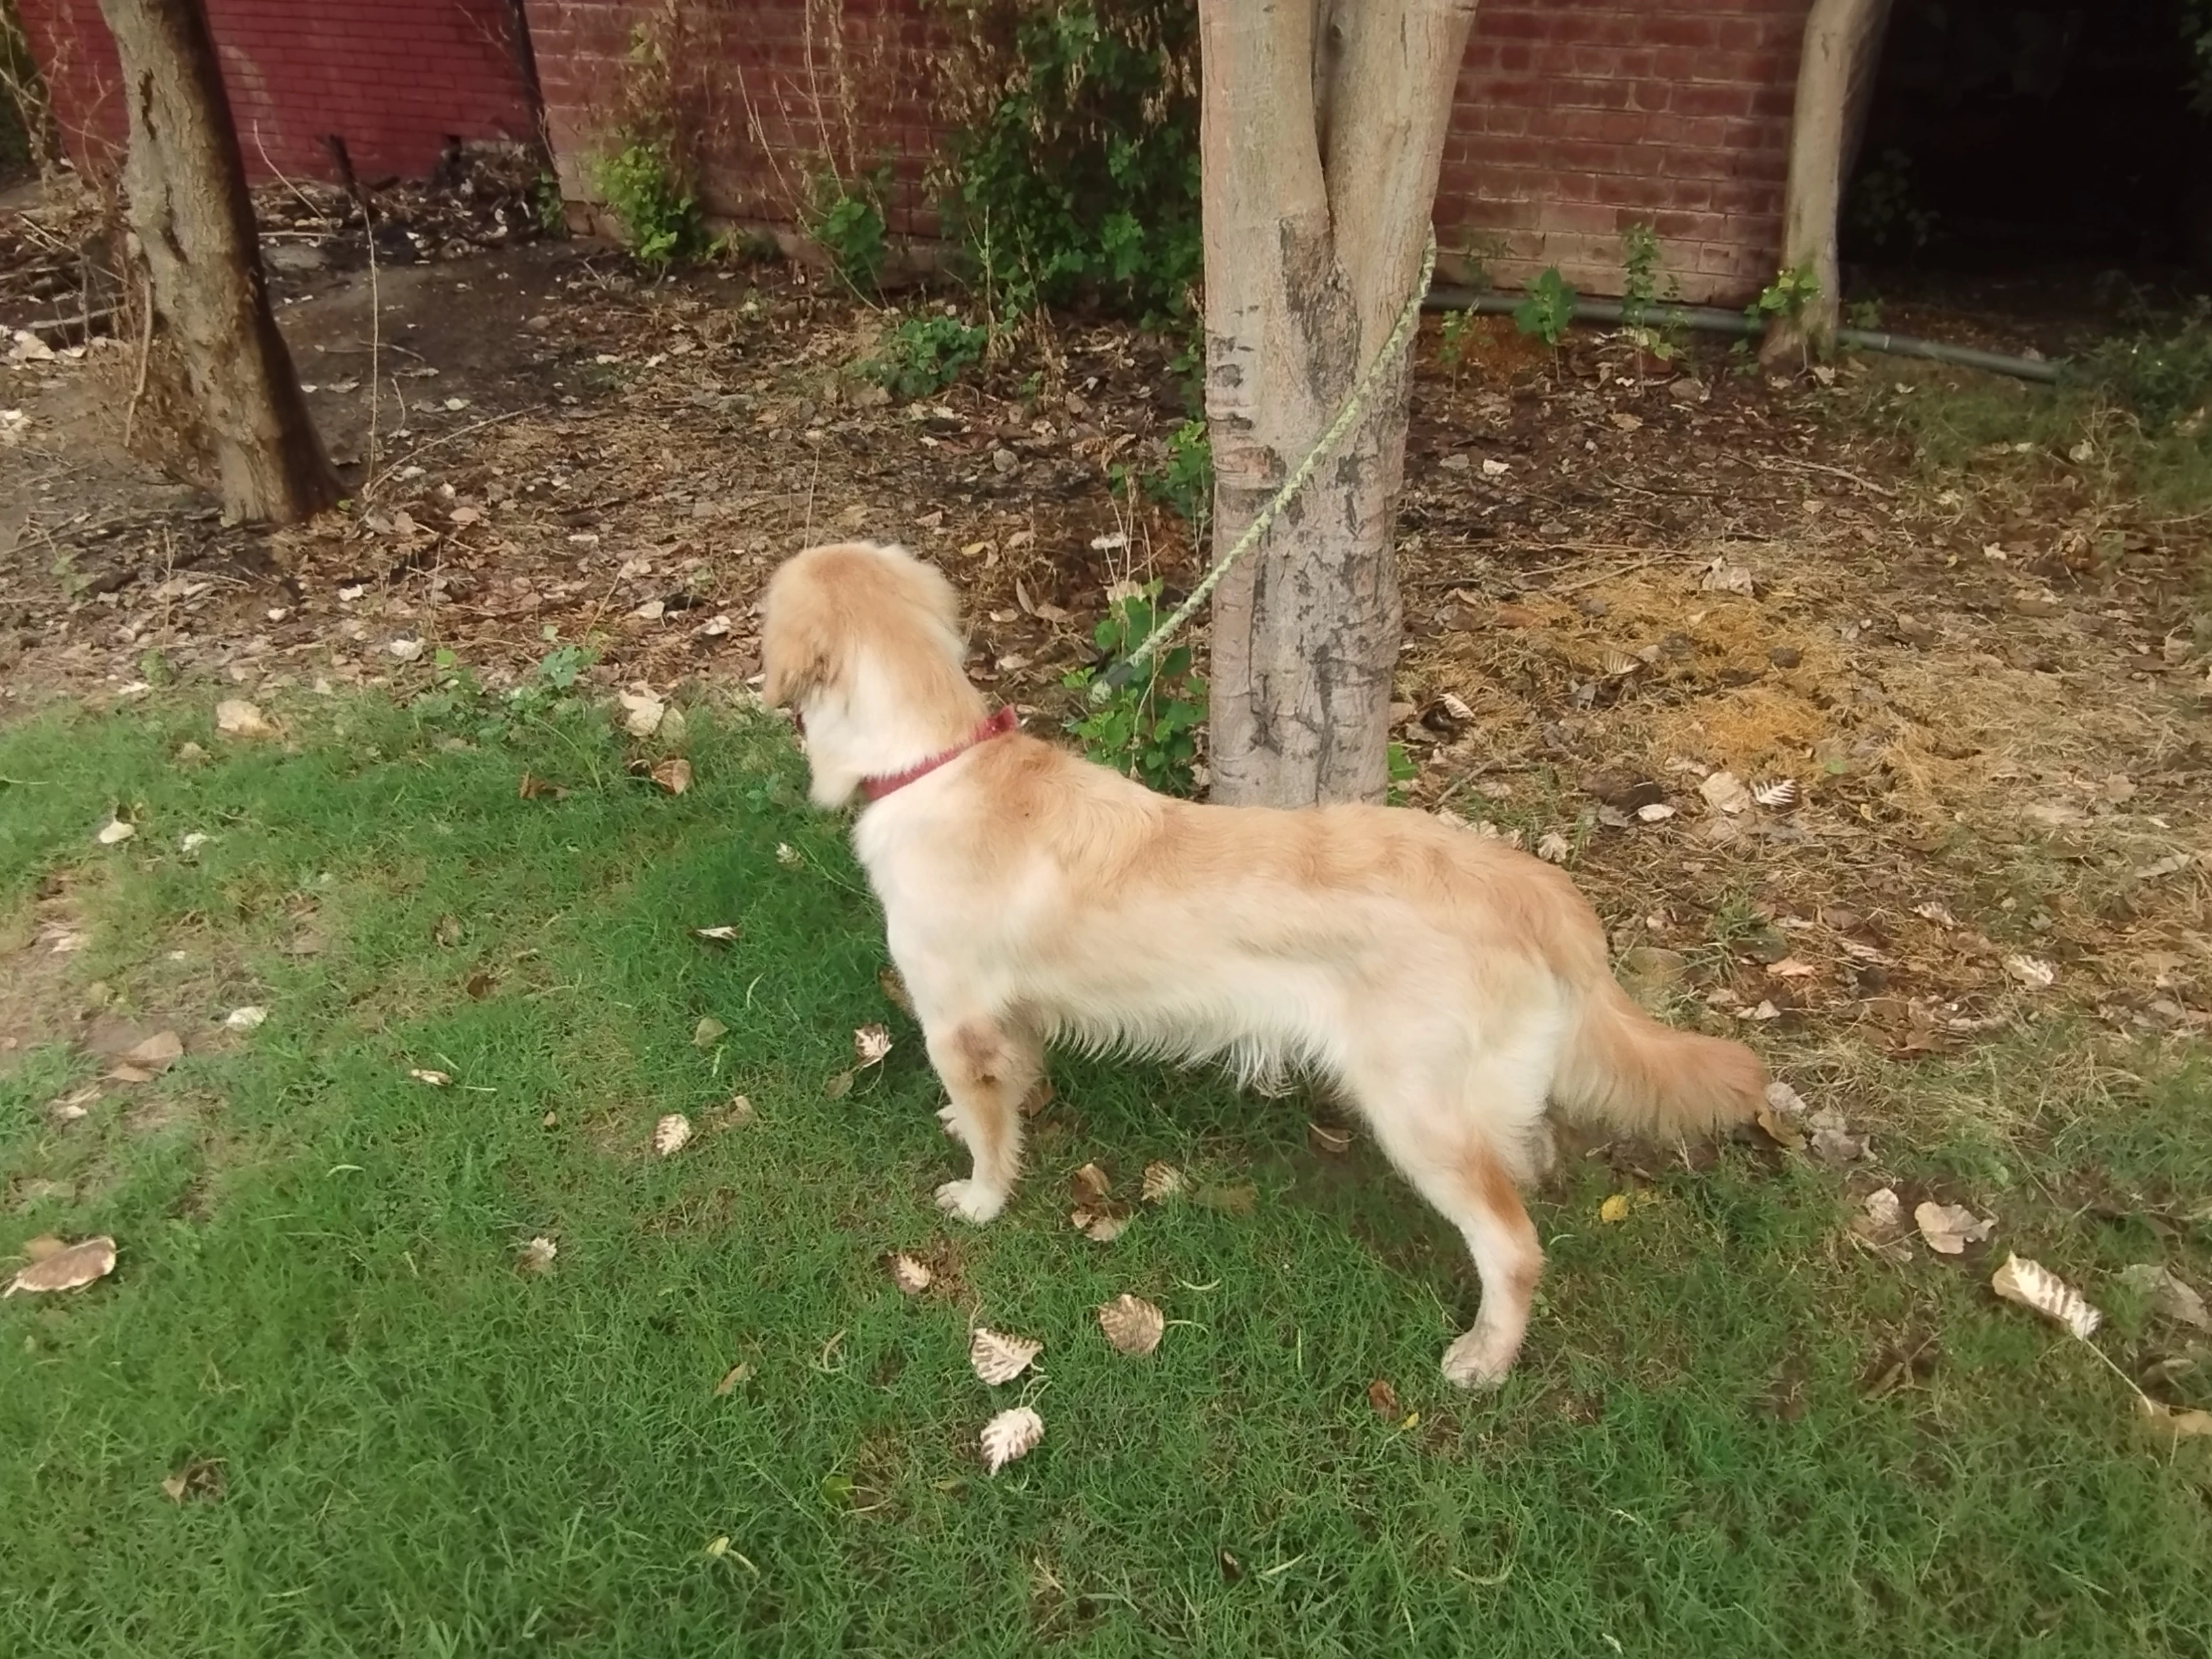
xmin=3 ymin=186 xmax=2208 ymax=1099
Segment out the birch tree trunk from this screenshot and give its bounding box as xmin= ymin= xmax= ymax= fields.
xmin=1200 ymin=0 xmax=1474 ymax=808
xmin=1761 ymin=0 xmax=1894 ymax=369
xmin=97 ymin=0 xmax=338 ymax=523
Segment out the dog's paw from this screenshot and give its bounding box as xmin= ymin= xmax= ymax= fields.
xmin=1440 ymin=1326 xmax=1519 ymax=1391
xmin=934 ymin=1179 xmax=1007 ymax=1225
xmin=937 ymin=1105 xmax=966 ymax=1144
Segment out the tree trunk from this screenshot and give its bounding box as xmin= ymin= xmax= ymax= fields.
xmin=1199 ymin=0 xmax=1474 ymax=808
xmin=96 ymin=0 xmax=338 ymax=523
xmin=1761 ymin=0 xmax=1894 ymax=370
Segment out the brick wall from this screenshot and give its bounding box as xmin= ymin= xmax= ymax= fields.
xmin=528 ymin=0 xmax=947 ymax=240
xmin=531 ymin=0 xmax=1805 ymax=303
xmin=1443 ymin=0 xmax=1805 ymax=302
xmin=16 ymin=0 xmax=538 ymax=183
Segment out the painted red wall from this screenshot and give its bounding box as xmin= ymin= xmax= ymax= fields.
xmin=16 ymin=0 xmax=538 ymax=182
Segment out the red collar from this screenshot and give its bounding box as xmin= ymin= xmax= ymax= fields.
xmin=859 ymin=708 xmax=1019 ymax=803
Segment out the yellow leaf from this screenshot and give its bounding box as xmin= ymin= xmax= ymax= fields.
xmin=1599 ymin=1194 xmax=1631 ymax=1224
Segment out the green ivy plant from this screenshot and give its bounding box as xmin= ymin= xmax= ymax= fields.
xmin=1061 ymin=580 xmax=1205 ymax=796
xmin=860 ymin=314 xmax=989 ymax=401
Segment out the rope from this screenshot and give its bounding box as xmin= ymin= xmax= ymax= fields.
xmin=1092 ymin=227 xmax=1438 ymax=701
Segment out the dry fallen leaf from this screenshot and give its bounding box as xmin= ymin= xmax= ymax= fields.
xmin=887 ymin=1253 xmax=934 ymax=1295
xmin=1698 ymin=771 xmax=1752 ymax=815
xmin=223 ymin=1006 xmax=268 ymax=1031
xmin=516 ymin=773 xmax=565 ymax=800
xmin=617 ymin=692 xmax=665 ymax=738
xmin=96 ymin=817 xmax=137 ymax=846
xmin=1141 ymin=1161 xmax=1185 ymax=1203
xmin=214 ymin=699 xmax=276 ymax=739
xmin=979 ymin=1405 xmax=1044 ymax=1475
xmin=970 ymin=1326 xmax=1043 ymax=1386
xmin=1753 ymin=778 xmax=1800 ymax=811
xmin=119 ymin=1031 xmax=183 ymax=1073
xmin=1698 ymin=558 xmax=1756 ymax=596
xmin=693 ymin=925 xmax=741 ymax=943
xmin=878 ymin=966 xmax=916 ymax=1017
xmin=822 ymin=1069 xmax=855 ymax=1099
xmin=1765 ymin=958 xmax=1818 ymax=979
xmin=1914 ymin=1201 xmax=1995 ymax=1256
xmin=2119 ymin=1263 xmax=2211 ymax=1332
xmin=2137 ymin=1397 xmax=2212 ymax=1443
xmin=160 ymin=1460 xmax=224 ymax=1503
xmin=1071 ymin=1206 xmax=1131 ymax=1243
xmin=854 ymin=1024 xmax=892 ymax=1068
xmin=1991 ymin=1253 xmax=2102 ymax=1339
xmin=775 ymin=842 xmax=802 ymax=869
xmin=1097 ymin=1292 xmax=1165 ymax=1356
xmin=653 ymin=1113 xmax=693 ymax=1157
xmin=407 ymin=1067 xmax=451 ymax=1086
xmin=1366 ymin=1378 xmax=1401 ymax=1419
xmin=1536 ymin=830 xmax=1573 ymax=864
xmin=2005 ymin=954 xmax=2057 ymax=990
xmin=1807 ymin=1108 xmax=1867 ymax=1166
xmin=1071 ymin=1162 xmax=1113 ymax=1205
xmin=1599 ymin=1193 xmax=1631 ymax=1224
xmin=5 ymin=1235 xmax=118 ymax=1296
xmin=1635 ymin=802 xmax=1677 ymax=823
xmin=714 ymin=1361 xmax=755 ymax=1395
xmin=650 ymin=756 xmax=693 ymax=795
xmin=516 ymin=1236 xmax=558 ymax=1273
xmin=693 ymin=1016 xmax=727 ymax=1048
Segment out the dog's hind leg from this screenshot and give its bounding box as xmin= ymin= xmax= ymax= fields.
xmin=1341 ymin=1044 xmax=1550 ymax=1391
xmin=924 ymin=1015 xmax=1040 ymax=1225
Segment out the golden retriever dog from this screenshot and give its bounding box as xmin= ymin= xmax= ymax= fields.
xmin=762 ymin=540 xmax=1765 ymax=1387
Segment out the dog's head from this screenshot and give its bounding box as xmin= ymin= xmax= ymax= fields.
xmin=761 ymin=541 xmax=983 ymax=807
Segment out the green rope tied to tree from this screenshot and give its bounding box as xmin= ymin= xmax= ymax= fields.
xmin=1092 ymin=226 xmax=1439 ymax=701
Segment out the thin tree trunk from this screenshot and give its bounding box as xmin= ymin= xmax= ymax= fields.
xmin=1200 ymin=0 xmax=1474 ymax=808
xmin=1761 ymin=0 xmax=1894 ymax=369
xmin=97 ymin=0 xmax=338 ymax=523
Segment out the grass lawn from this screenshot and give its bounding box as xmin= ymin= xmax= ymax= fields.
xmin=2 ymin=691 xmax=2208 ymax=1658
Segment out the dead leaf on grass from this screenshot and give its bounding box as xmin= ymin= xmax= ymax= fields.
xmin=1536 ymin=830 xmax=1573 ymax=864
xmin=1991 ymin=1253 xmax=2102 ymax=1339
xmin=214 ymin=699 xmax=276 ymax=739
xmin=1753 ymin=778 xmax=1800 ymax=811
xmin=1698 ymin=557 xmax=1756 ymax=596
xmin=1070 ymin=1206 xmax=1132 ymax=1242
xmin=979 ymin=1405 xmax=1044 ymax=1474
xmin=854 ymin=1024 xmax=892 ymax=1068
xmin=887 ymin=1253 xmax=934 ymax=1295
xmin=1635 ymin=802 xmax=1677 ymax=823
xmin=1808 ymin=1109 xmax=1867 ymax=1166
xmin=1914 ymin=1201 xmax=1995 ymax=1256
xmin=693 ymin=1016 xmax=727 ymax=1048
xmin=2119 ymin=1264 xmax=2211 ymax=1332
xmin=1599 ymin=1193 xmax=1631 ymax=1223
xmin=1097 ymin=1293 xmax=1165 ymax=1355
xmin=5 ymin=1235 xmax=117 ymax=1296
xmin=822 ymin=1069 xmax=855 ymax=1099
xmin=693 ymin=925 xmax=741 ymax=943
xmin=119 ymin=1030 xmax=183 ymax=1073
xmin=775 ymin=843 xmax=803 ymax=869
xmin=650 ymin=756 xmax=693 ymax=795
xmin=517 ymin=1236 xmax=558 ymax=1273
xmin=2138 ymin=1397 xmax=2212 ymax=1443
xmin=407 ymin=1067 xmax=452 ymax=1086
xmin=2005 ymin=955 xmax=2057 ymax=990
xmin=714 ymin=1361 xmax=755 ymax=1395
xmin=970 ymin=1327 xmax=1043 ymax=1385
xmin=1071 ymin=1162 xmax=1112 ymax=1206
xmin=878 ymin=966 xmax=915 ymax=1017
xmin=1141 ymin=1161 xmax=1185 ymax=1203
xmin=223 ymin=1006 xmax=268 ymax=1031
xmin=617 ymin=692 xmax=665 ymax=738
xmin=161 ymin=1460 xmax=224 ymax=1503
xmin=96 ymin=817 xmax=136 ymax=846
xmin=1367 ymin=1378 xmax=1401 ymax=1419
xmin=653 ymin=1113 xmax=693 ymax=1157
xmin=516 ymin=773 xmax=566 ymax=800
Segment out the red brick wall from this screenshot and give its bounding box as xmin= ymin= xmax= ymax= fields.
xmin=17 ymin=0 xmax=538 ymax=183
xmin=1443 ymin=0 xmax=1805 ymax=303
xmin=531 ymin=0 xmax=1804 ymax=303
xmin=529 ymin=0 xmax=946 ymax=240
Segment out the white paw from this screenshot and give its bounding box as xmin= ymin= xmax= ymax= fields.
xmin=937 ymin=1105 xmax=966 ymax=1144
xmin=1440 ymin=1326 xmax=1519 ymax=1391
xmin=934 ymin=1179 xmax=1007 ymax=1225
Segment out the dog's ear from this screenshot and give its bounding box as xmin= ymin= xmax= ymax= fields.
xmin=761 ymin=636 xmax=830 ymax=710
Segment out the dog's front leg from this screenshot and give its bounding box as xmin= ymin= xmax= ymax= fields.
xmin=924 ymin=1015 xmax=1040 ymax=1225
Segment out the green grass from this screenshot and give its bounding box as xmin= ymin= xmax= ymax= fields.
xmin=2 ymin=693 xmax=2209 ymax=1656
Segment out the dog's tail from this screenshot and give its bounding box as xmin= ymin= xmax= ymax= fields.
xmin=1551 ymin=975 xmax=1766 ymax=1139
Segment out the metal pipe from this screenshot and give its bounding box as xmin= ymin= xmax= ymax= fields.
xmin=1425 ymin=285 xmax=2063 ymax=384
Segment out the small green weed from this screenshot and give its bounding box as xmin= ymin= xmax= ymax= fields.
xmin=1436 ymin=308 xmax=1480 ymax=377
xmin=810 ymin=169 xmax=889 ymax=295
xmin=1513 ymin=266 xmax=1577 ymax=353
xmin=591 ymin=140 xmax=710 ymax=273
xmin=1150 ymin=418 xmax=1212 ymax=538
xmin=533 ymin=170 xmax=567 ymax=237
xmin=1061 ymin=581 xmax=1205 ymax=795
xmin=860 ymin=313 xmax=988 ymax=401
xmin=407 ymin=643 xmax=602 ymax=747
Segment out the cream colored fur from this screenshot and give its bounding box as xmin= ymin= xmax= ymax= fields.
xmin=763 ymin=541 xmax=1766 ymax=1388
